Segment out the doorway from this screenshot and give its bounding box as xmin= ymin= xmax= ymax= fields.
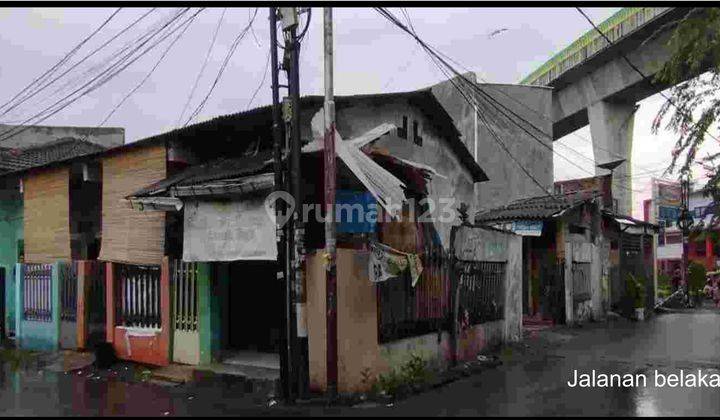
xmin=220 ymin=261 xmax=281 ymax=368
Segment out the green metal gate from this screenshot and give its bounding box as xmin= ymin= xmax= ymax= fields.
xmin=172 ymin=260 xmax=199 ymax=365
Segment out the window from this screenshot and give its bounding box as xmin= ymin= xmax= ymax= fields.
xmin=412 ymin=120 xmax=422 ymax=146
xmin=397 ymin=116 xmax=408 ymax=139
xmin=569 ymin=225 xmax=586 ymax=235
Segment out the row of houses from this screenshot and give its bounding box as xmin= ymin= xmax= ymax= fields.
xmin=0 ymin=77 xmax=656 ymax=393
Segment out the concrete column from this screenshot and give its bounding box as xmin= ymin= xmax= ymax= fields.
xmin=564 ymin=241 xmax=574 ymax=325
xmin=14 ymin=263 xmax=23 ymax=346
xmin=591 ymin=243 xmax=603 ymax=320
xmin=588 ymin=100 xmax=637 ymax=215
xmin=76 ymin=261 xmax=90 ymax=350
xmin=51 ymin=262 xmax=61 ymax=351
xmin=197 ymin=262 xmax=213 ymax=365
xmin=159 ymin=257 xmax=171 ymax=366
xmin=503 ymin=236 xmax=522 ymax=343
xmin=653 ymin=234 xmax=658 ymax=304
xmin=105 ymin=262 xmax=114 ymax=343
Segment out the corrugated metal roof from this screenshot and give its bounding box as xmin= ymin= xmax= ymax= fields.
xmin=475 ymin=190 xmax=600 ymax=223
xmin=0 ymin=137 xmax=106 ymax=173
xmin=0 ymin=87 xmax=487 ymax=183
xmin=130 ymin=150 xmax=273 ymax=197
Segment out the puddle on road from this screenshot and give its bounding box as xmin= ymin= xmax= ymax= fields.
xmin=631 ymin=366 xmax=720 ymax=416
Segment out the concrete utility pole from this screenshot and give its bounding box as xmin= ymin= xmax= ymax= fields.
xmin=322 ymin=7 xmax=338 ymax=399
xmin=269 ymin=7 xmax=291 ymax=404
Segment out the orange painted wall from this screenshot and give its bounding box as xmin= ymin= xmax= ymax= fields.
xmin=307 ymin=249 xmax=389 ymax=393
xmin=105 ymin=258 xmax=170 ymax=367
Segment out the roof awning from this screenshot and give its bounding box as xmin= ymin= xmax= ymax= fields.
xmin=614 ymin=217 xmax=637 ymax=226
xmin=127 ymin=196 xmax=184 ymax=212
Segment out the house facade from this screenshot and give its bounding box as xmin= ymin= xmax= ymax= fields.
xmin=0 ymin=128 xmax=122 ymax=345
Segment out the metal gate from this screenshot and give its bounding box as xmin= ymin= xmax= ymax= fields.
xmin=539 ymin=260 xmax=565 ymax=324
xmin=172 ymin=260 xmax=199 ymax=365
xmin=23 ymin=264 xmax=53 ymax=322
xmin=116 ymin=264 xmax=161 ymax=329
xmin=59 ymin=262 xmax=78 ymax=349
xmin=456 ymin=261 xmax=505 ymax=325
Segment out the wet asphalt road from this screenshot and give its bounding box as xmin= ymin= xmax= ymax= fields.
xmin=1 ymin=309 xmax=719 ymax=416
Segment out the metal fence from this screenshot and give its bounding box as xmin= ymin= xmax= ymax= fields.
xmin=572 ymin=262 xmax=592 ymax=302
xmin=173 ymin=260 xmax=198 ymax=333
xmin=60 ymin=262 xmax=78 ymax=322
xmin=115 ymin=263 xmax=161 ymax=329
xmin=377 ymin=244 xmax=451 ymax=343
xmin=23 ymin=264 xmax=53 ymax=322
xmin=457 ymin=261 xmax=506 ymax=325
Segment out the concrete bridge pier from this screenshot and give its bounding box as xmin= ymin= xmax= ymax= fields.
xmin=588 ymin=100 xmax=638 ymax=215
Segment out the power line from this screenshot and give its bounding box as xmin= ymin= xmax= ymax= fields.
xmin=377 ymin=8 xmax=558 ymax=200
xmin=245 ymin=49 xmax=271 ymax=110
xmin=58 ymin=10 xmax=202 ymax=160
xmin=0 ymin=8 xmax=195 ymax=144
xmin=183 ymin=8 xmax=259 ymax=126
xmin=376 ymin=7 xmax=647 ymax=198
xmin=0 ymin=8 xmax=123 ymax=118
xmin=18 ymin=8 xmax=165 ymax=117
xmin=176 ymin=8 xmax=227 ymax=126
xmin=400 ymin=12 xmax=671 ymax=177
xmin=99 ymin=9 xmax=202 ymax=128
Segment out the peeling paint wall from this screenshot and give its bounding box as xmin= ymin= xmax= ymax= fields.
xmin=302 ymin=97 xmax=477 ymax=249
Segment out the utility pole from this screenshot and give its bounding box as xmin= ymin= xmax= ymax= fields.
xmin=278 ymin=6 xmax=307 ymax=400
xmin=678 ymin=170 xmax=693 ymax=295
xmin=322 ymin=7 xmax=338 ymax=399
xmin=269 ymin=7 xmax=291 ymax=404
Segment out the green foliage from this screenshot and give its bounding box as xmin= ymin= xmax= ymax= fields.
xmin=0 ymin=348 xmax=36 ymax=372
xmin=653 ymin=8 xmax=720 ymax=201
xmin=372 ymin=353 xmax=432 ymax=397
xmin=658 ymin=273 xmax=671 ymax=288
xmin=626 ymin=273 xmax=646 ymax=309
xmin=688 ymin=261 xmax=707 ymax=296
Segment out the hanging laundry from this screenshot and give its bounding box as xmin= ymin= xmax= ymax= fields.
xmin=369 ymin=241 xmax=423 ymax=287
xmin=369 ymin=241 xmax=408 ymax=283
xmin=407 ymin=253 xmax=424 ymax=287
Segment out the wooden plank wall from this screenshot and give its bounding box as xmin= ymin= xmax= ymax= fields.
xmin=98 ymin=144 xmax=167 ymax=265
xmin=23 ymin=167 xmax=71 ymax=264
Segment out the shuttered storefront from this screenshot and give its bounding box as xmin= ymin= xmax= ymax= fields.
xmin=99 ymin=144 xmax=167 ymax=265
xmin=24 ymin=167 xmax=71 ymax=264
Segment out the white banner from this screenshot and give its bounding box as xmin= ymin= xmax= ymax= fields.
xmin=183 ymin=197 xmax=277 ymax=262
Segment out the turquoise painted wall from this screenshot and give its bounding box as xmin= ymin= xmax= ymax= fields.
xmin=0 ymin=200 xmax=22 ymax=335
xmin=14 ymin=263 xmax=61 ymax=351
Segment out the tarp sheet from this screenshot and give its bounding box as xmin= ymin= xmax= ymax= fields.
xmin=182 ymin=197 xmax=277 ymax=262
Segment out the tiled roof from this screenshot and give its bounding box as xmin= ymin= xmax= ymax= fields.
xmin=474 ymin=190 xmax=601 ymax=223
xmin=0 ymin=137 xmax=106 ymax=173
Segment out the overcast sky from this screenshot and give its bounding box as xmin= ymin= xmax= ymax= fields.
xmin=0 ymin=7 xmax=716 ymax=218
